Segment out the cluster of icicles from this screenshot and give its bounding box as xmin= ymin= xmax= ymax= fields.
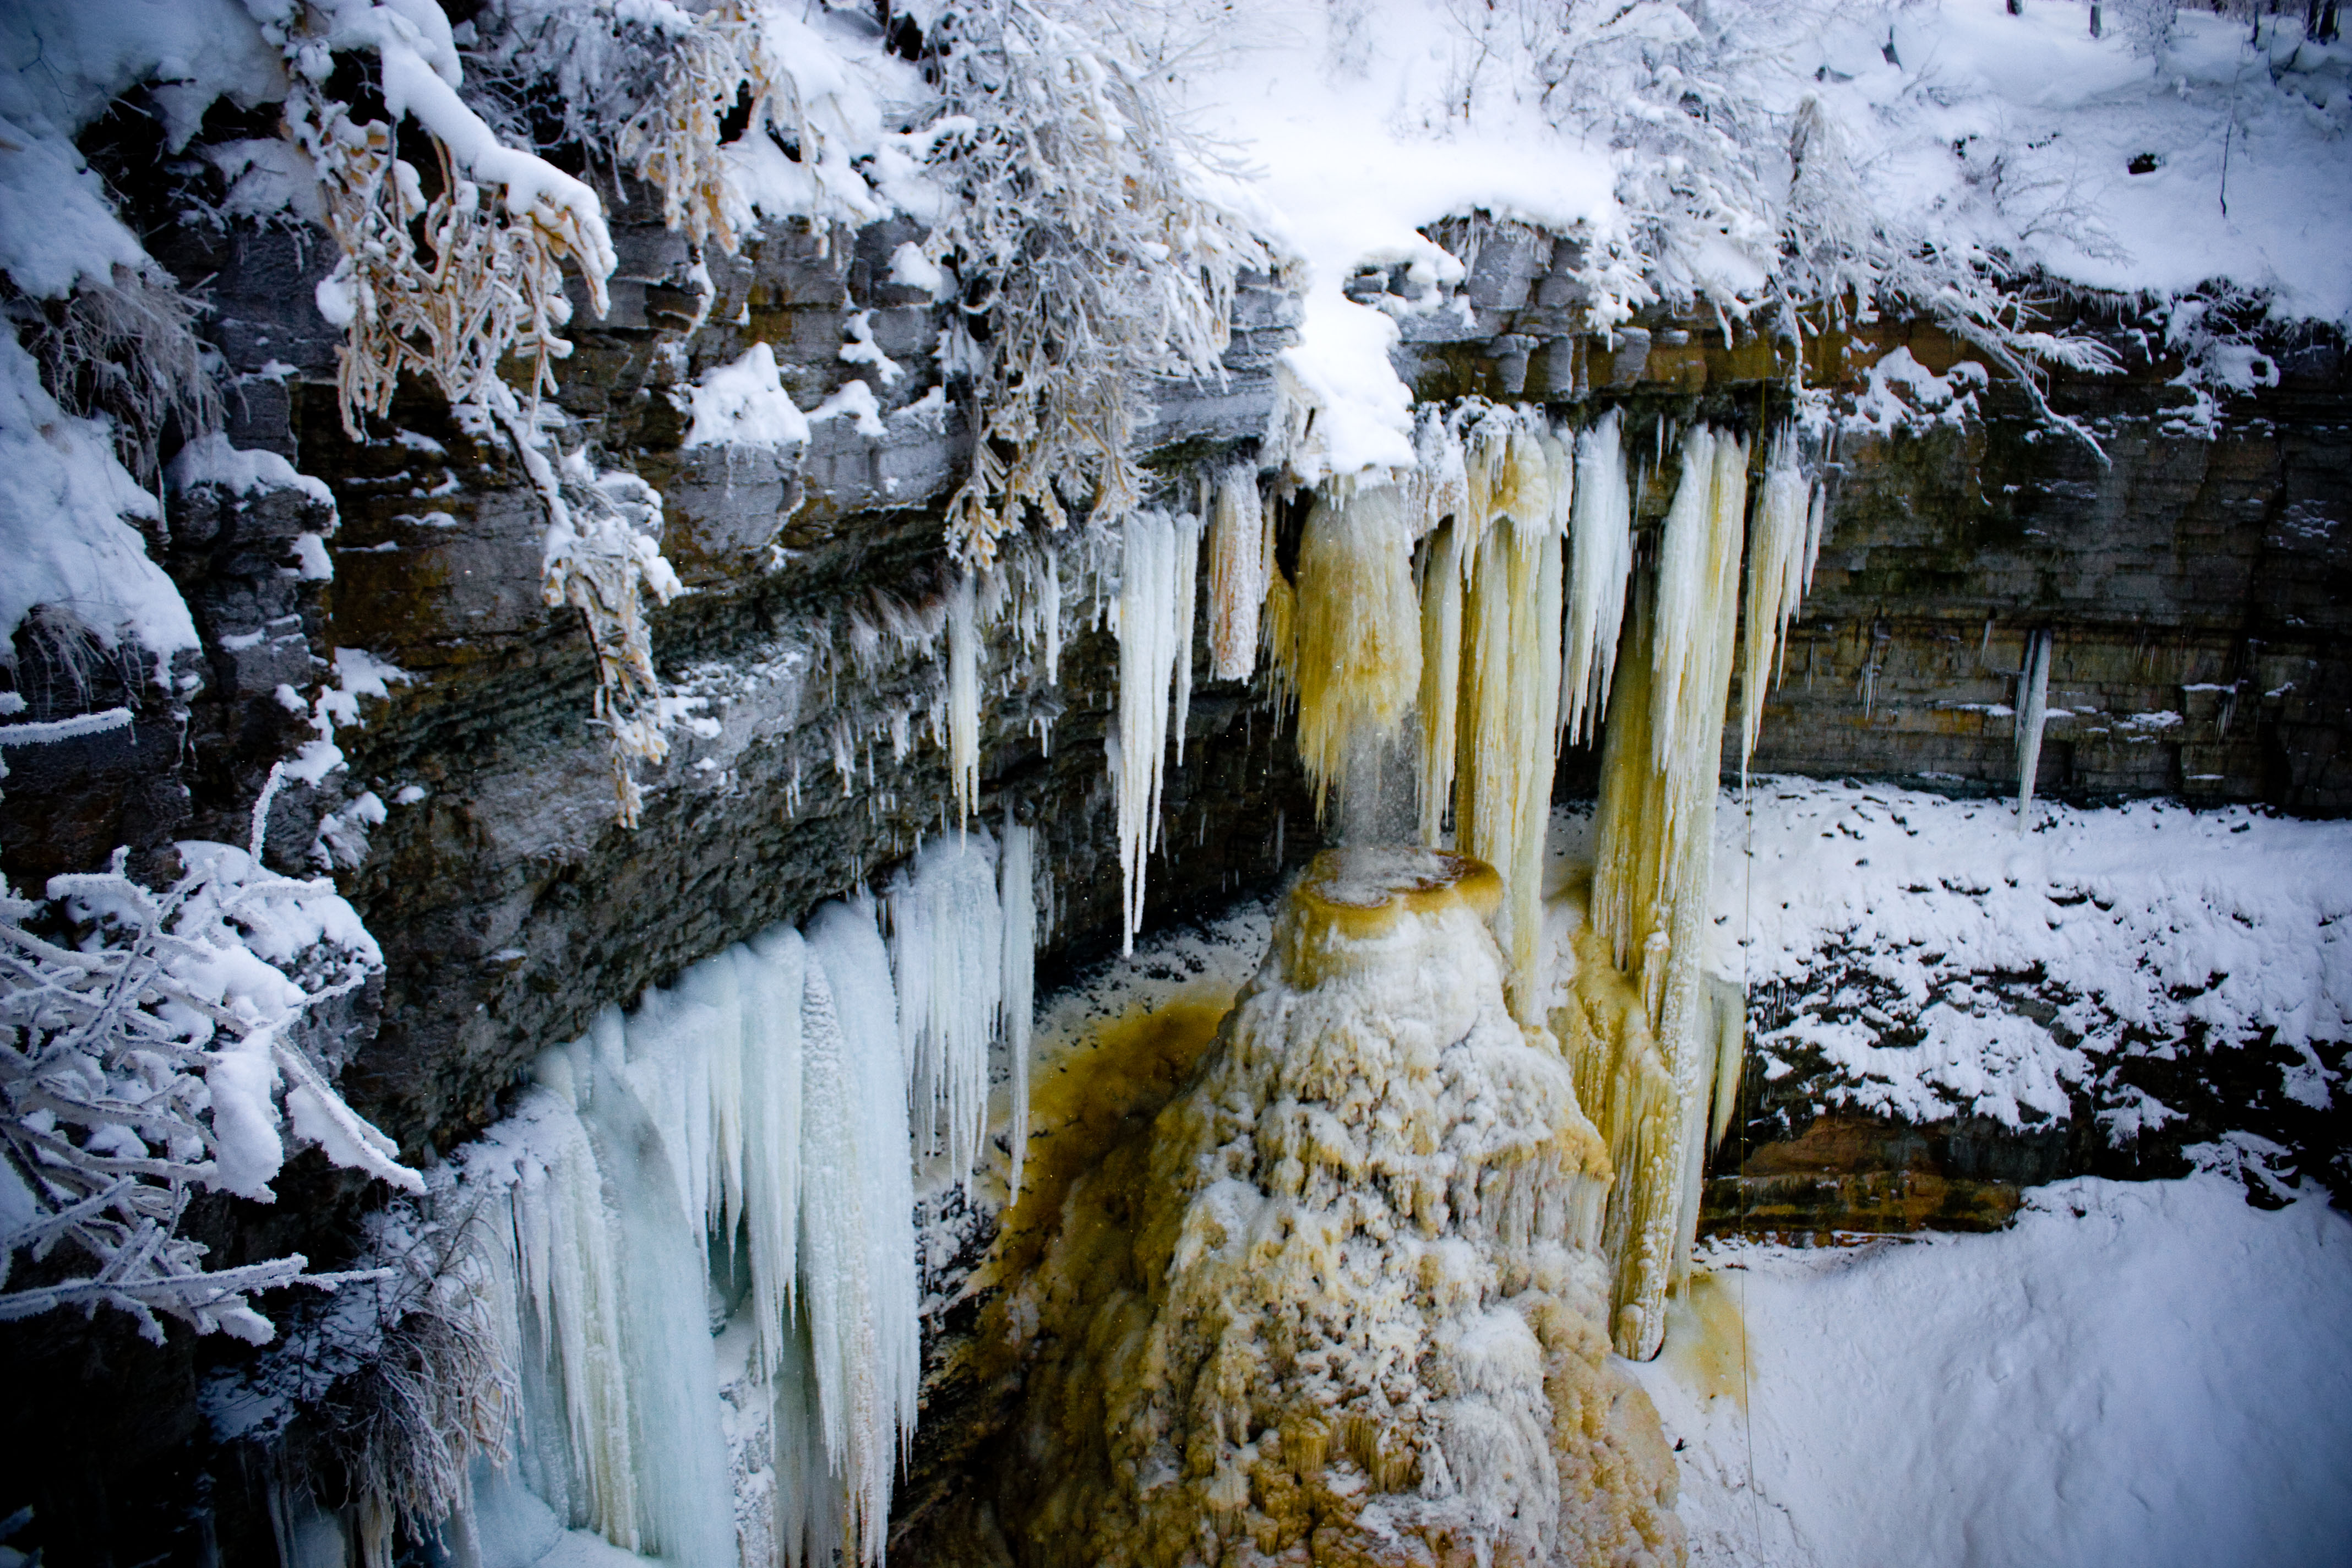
xmin=1109 ymin=405 xmax=1828 ymax=1359
xmin=443 ymin=824 xmax=1035 ymax=1568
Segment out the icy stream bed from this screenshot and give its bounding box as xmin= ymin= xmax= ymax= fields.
xmin=1634 ymin=1174 xmax=2352 ymax=1568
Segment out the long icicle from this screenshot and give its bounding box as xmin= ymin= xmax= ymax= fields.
xmin=1738 ymin=429 xmax=1812 ymax=785
xmin=1112 ymin=510 xmax=1180 ymax=952
xmin=1561 ymin=408 xmax=1633 ymax=748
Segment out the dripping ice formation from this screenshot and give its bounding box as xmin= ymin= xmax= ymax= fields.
xmin=2017 ymin=628 xmax=2055 ymax=822
xmin=994 ymin=847 xmax=1681 ymax=1567
xmin=440 ymin=835 xmax=1035 ymax=1566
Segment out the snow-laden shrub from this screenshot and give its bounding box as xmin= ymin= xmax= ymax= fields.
xmin=919 ymin=1 xmax=1270 ymax=565
xmin=0 ymin=841 xmax=421 ymax=1346
xmin=10 ymin=265 xmax=222 ymax=487
xmin=212 ymin=1189 xmax=520 ymax=1567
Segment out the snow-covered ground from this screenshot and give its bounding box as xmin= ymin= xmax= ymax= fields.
xmin=1631 ymin=1174 xmax=2352 ymax=1568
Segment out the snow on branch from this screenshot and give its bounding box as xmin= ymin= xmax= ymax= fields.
xmin=0 ymin=842 xmax=420 ymax=1346
xmin=923 ymin=1 xmax=1270 ymax=565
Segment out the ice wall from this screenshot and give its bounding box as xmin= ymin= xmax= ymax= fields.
xmin=450 ymin=835 xmax=1036 ymax=1566
xmin=992 ymin=847 xmax=1682 ymax=1567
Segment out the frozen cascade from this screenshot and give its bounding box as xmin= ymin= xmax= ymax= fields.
xmin=889 ymin=832 xmax=1004 ymax=1197
xmin=2017 ymin=629 xmax=2054 ymax=823
xmin=1292 ymin=482 xmax=1422 ymax=814
xmin=1205 ymin=462 xmax=1267 ymax=682
xmin=1568 ymin=426 xmax=1751 ymax=1360
xmin=1110 ymin=509 xmax=1183 ymax=953
xmin=994 ymin=848 xmax=1681 ymax=1567
xmin=1737 ymin=430 xmax=1814 ymax=784
xmin=445 ymin=842 xmax=1036 ymax=1565
xmin=1560 ymin=409 xmax=1633 ymax=748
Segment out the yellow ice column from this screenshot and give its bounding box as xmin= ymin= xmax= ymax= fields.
xmin=1451 ymin=418 xmax=1566 ymax=1022
xmin=1291 ymin=482 xmax=1422 ymax=814
xmin=1580 ymin=426 xmax=1749 ymax=1360
xmin=1738 ymin=429 xmax=1812 ymax=784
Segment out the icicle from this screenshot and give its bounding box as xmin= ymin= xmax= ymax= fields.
xmin=1577 ymin=424 xmax=1750 ymax=1361
xmin=946 ymin=572 xmax=980 ymax=825
xmin=1561 ymin=409 xmax=1633 ymax=747
xmin=580 ymin=1041 xmax=737 ymax=1568
xmin=1450 ymin=420 xmax=1563 ymax=1020
xmin=733 ymin=927 xmax=806 ymax=1381
xmin=800 ymin=898 xmax=919 ymax=1566
xmin=998 ymin=815 xmax=1036 ymax=1201
xmin=1041 ymin=544 xmax=1063 ymax=687
xmin=2017 ymin=629 xmax=2052 ymax=824
xmin=888 ymin=832 xmax=1004 ymax=1197
xmin=1111 ymin=511 xmax=1182 ymax=953
xmin=1172 ymin=510 xmax=1202 ymax=765
xmin=1206 ymin=464 xmax=1266 ymax=682
xmin=1292 ymin=483 xmax=1421 ymax=815
xmin=510 ymin=1050 xmax=638 ymax=1548
xmin=1739 ymin=429 xmax=1812 ymax=785
xmin=1416 ymin=519 xmax=1464 ymax=846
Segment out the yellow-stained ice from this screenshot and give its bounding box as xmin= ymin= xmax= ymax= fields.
xmin=1575 ymin=427 xmax=1749 ymax=1360
xmin=1292 ymin=483 xmax=1423 ymax=813
xmin=994 ymin=848 xmax=1684 ymax=1568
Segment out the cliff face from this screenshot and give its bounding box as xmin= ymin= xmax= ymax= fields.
xmin=6 ymin=204 xmax=2345 ymax=1173
xmin=2 ymin=182 xmax=2345 ymax=1564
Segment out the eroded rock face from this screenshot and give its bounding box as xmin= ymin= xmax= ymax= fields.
xmin=989 ymin=849 xmax=1683 ymax=1568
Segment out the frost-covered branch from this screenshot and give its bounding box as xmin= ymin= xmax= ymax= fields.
xmin=0 ymin=844 xmax=420 ymax=1346
xmin=921 ymin=1 xmax=1270 ymax=565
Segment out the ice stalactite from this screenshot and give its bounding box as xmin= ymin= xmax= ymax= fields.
xmin=1411 ymin=415 xmax=1474 ymax=847
xmin=801 ymin=899 xmax=919 ymax=1565
xmin=1417 ymin=514 xmax=1466 ymax=847
xmin=946 ymin=572 xmax=981 ymax=824
xmin=1566 ymin=425 xmax=1751 ymax=1361
xmin=1000 ymin=816 xmax=1038 ymax=1201
xmin=995 ymin=848 xmax=1681 ymax=1568
xmin=1205 ymin=462 xmax=1267 ymax=682
xmin=1561 ymin=408 xmax=1634 ymax=748
xmin=1110 ymin=509 xmax=1184 ymax=953
xmin=1171 ymin=510 xmax=1203 ymax=765
xmin=1451 ymin=417 xmax=1569 ymax=1019
xmin=890 ymin=832 xmax=1005 ymax=1197
xmin=2016 ymin=629 xmax=2054 ymax=822
xmin=1738 ymin=430 xmax=1815 ymax=784
xmin=1292 ymin=483 xmax=1423 ymax=815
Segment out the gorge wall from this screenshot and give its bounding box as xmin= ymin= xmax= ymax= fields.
xmin=3 ymin=182 xmax=2346 ymax=1564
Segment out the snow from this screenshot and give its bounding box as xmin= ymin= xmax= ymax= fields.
xmin=681 ymin=342 xmax=809 ymax=450
xmin=1705 ymin=778 xmax=2352 ymax=1129
xmin=1182 ymin=1 xmax=2352 ymax=487
xmin=1183 ymin=2 xmax=1616 ymax=483
xmin=165 ymin=432 xmax=337 ymax=511
xmin=1636 ymin=1174 xmax=2352 ymax=1568
xmin=0 ymin=335 xmax=197 ymax=670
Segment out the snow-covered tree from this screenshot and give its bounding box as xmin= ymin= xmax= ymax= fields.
xmin=0 ymin=841 xmax=421 ymax=1346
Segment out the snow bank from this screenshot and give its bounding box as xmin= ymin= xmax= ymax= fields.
xmin=0 ymin=336 xmax=196 ymax=669
xmin=1705 ymin=778 xmax=2352 ymax=1129
xmin=1636 ymin=1174 xmax=2352 ymax=1568
xmin=681 ymin=342 xmax=810 ymax=449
